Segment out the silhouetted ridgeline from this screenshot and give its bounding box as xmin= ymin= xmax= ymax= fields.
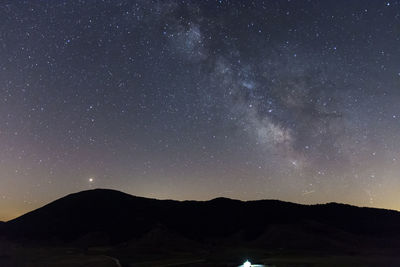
xmin=1 ymin=189 xmax=400 ymax=249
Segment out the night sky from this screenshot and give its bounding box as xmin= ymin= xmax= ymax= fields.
xmin=1 ymin=0 xmax=400 ymax=221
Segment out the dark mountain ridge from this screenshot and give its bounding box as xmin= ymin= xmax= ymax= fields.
xmin=2 ymin=189 xmax=400 ymax=250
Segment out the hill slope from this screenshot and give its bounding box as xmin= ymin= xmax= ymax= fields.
xmin=2 ymin=189 xmax=400 ymax=250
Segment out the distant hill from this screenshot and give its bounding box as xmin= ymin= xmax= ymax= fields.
xmin=2 ymin=189 xmax=400 ymax=251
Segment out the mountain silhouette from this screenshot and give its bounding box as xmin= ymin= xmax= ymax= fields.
xmin=2 ymin=188 xmax=400 ymax=251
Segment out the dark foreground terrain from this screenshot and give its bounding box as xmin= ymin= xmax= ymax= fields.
xmin=1 ymin=189 xmax=400 ymax=266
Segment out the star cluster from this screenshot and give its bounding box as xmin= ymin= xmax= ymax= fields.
xmin=1 ymin=0 xmax=400 ymax=220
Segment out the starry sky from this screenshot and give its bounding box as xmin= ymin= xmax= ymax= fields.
xmin=1 ymin=0 xmax=400 ymax=221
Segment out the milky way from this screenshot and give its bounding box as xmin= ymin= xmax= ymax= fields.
xmin=1 ymin=0 xmax=400 ymax=220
